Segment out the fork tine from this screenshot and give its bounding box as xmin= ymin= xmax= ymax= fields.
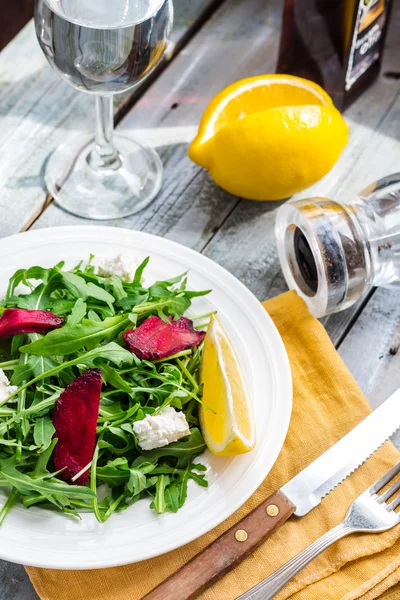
xmin=378 ymin=477 xmax=400 ymax=504
xmin=387 ymin=493 xmax=400 ymax=512
xmin=369 ymin=461 xmax=400 ymax=495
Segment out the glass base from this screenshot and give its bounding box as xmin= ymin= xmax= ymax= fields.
xmin=45 ymin=134 xmax=163 ymax=220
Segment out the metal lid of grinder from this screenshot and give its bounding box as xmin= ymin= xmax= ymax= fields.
xmin=275 ymin=197 xmax=369 ymax=317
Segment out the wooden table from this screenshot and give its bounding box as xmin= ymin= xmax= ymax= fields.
xmin=0 ymin=1 xmax=399 ymax=597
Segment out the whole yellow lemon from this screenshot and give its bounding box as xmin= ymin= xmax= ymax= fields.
xmin=188 ymin=75 xmax=349 ymax=201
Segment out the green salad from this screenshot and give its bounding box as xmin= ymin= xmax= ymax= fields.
xmin=0 ymin=256 xmax=212 ymax=524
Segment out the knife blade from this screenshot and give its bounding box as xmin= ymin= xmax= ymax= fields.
xmin=282 ymin=386 xmax=400 ymax=515
xmin=142 ymin=389 xmax=400 ymax=600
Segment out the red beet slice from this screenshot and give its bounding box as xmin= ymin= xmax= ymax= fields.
xmin=52 ymin=369 xmax=102 ymax=485
xmin=123 ymin=316 xmax=206 ymax=360
xmin=0 ymin=308 xmax=64 ymax=338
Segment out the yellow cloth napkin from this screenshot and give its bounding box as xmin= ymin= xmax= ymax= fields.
xmin=26 ymin=291 xmax=400 ymax=600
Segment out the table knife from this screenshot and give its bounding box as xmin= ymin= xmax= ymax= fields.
xmin=142 ymin=388 xmax=400 ymax=600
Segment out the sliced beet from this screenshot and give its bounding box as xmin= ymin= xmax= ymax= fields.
xmin=52 ymin=369 xmax=102 ymax=485
xmin=0 ymin=308 xmax=64 ymax=338
xmin=123 ymin=316 xmax=206 ymax=360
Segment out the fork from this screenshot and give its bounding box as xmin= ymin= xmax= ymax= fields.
xmin=237 ymin=461 xmax=400 ymax=600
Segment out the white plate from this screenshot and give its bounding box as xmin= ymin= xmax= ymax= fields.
xmin=0 ymin=226 xmax=292 ymax=569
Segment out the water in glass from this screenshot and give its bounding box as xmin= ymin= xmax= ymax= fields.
xmin=36 ymin=0 xmax=171 ymax=94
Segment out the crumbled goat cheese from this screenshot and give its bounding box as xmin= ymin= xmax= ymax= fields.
xmin=0 ymin=368 xmax=17 ymax=403
xmin=133 ymin=407 xmax=190 ymax=451
xmin=97 ymin=254 xmax=135 ymax=283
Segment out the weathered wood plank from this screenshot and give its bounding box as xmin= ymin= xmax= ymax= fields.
xmin=338 ymin=287 xmax=400 ymax=407
xmin=338 ymin=286 xmax=400 ymax=450
xmin=0 ymin=561 xmax=38 ymax=600
xmin=0 ymin=0 xmax=223 ymax=239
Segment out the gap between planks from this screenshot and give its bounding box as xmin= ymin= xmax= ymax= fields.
xmin=21 ymin=193 xmax=53 ymax=232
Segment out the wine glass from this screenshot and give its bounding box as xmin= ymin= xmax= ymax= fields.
xmin=34 ymin=0 xmax=173 ymax=220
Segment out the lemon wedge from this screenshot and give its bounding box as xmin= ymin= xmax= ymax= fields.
xmin=189 ymin=74 xmax=349 ymax=201
xmin=200 ymin=315 xmax=255 ymax=456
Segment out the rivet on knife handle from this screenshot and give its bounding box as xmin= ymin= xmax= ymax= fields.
xmin=141 ymin=490 xmax=296 ymax=600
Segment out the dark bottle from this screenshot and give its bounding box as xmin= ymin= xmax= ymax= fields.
xmin=276 ymin=0 xmax=393 ymax=111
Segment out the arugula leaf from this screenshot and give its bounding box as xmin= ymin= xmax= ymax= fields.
xmin=57 ymin=271 xmax=115 ymax=307
xmin=165 ymin=296 xmax=191 ymax=319
xmin=0 ymin=489 xmax=20 ymax=525
xmin=132 ymin=429 xmax=206 ymax=467
xmin=11 ymin=268 xmax=61 ymax=311
xmin=133 ymin=257 xmax=150 ymax=286
xmin=33 ymin=416 xmax=55 ymax=452
xmin=16 ymin=283 xmax=56 ymax=311
xmin=87 ymin=310 xmax=102 ymax=322
xmin=11 ymin=334 xmax=25 ymax=357
xmin=184 ymin=290 xmax=212 ymax=299
xmin=66 ymin=299 xmax=87 ymax=326
xmin=150 ymin=272 xmax=187 ymax=293
xmin=6 ymin=266 xmax=52 ymax=301
xmin=105 ymin=276 xmax=127 ymax=302
xmin=20 ymin=315 xmax=130 ymax=356
xmin=164 ymin=473 xmax=189 ymax=513
xmin=127 ymin=470 xmax=147 ymax=496
xmin=78 ymin=343 xmax=134 ymax=369
xmin=5 ymin=343 xmax=134 ymax=405
xmin=1 ymin=467 xmax=96 ymax=500
xmin=116 ymin=293 xmax=149 ymax=311
xmin=100 ymin=363 xmax=132 ymax=393
xmin=99 ymin=426 xmax=134 ymax=455
xmin=5 ymin=269 xmax=28 ymax=301
xmin=128 ymin=463 xmax=156 ymax=496
xmin=50 ymin=299 xmax=76 ymax=316
xmin=150 ymin=475 xmax=170 ymax=514
xmin=99 ymin=400 xmax=123 ymax=418
xmin=33 ymin=439 xmax=58 ymax=477
xmin=96 ymin=465 xmax=130 ymax=487
xmin=151 ymin=463 xmax=208 ymax=488
xmin=11 ymin=354 xmax=58 ymax=386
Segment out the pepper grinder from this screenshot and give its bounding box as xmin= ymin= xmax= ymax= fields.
xmin=275 ymin=173 xmax=400 ymax=317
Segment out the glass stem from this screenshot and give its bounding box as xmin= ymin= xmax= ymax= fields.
xmin=88 ymin=95 xmax=122 ymax=171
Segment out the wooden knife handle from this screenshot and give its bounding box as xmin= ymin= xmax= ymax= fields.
xmin=141 ymin=490 xmax=295 ymax=600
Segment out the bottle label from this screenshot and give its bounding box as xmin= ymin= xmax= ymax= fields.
xmin=345 ymin=0 xmax=388 ymax=91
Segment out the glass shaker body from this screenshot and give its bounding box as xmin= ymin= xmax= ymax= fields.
xmin=276 ymin=173 xmax=400 ymax=317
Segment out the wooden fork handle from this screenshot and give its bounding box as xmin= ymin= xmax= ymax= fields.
xmin=141 ymin=490 xmax=295 ymax=600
